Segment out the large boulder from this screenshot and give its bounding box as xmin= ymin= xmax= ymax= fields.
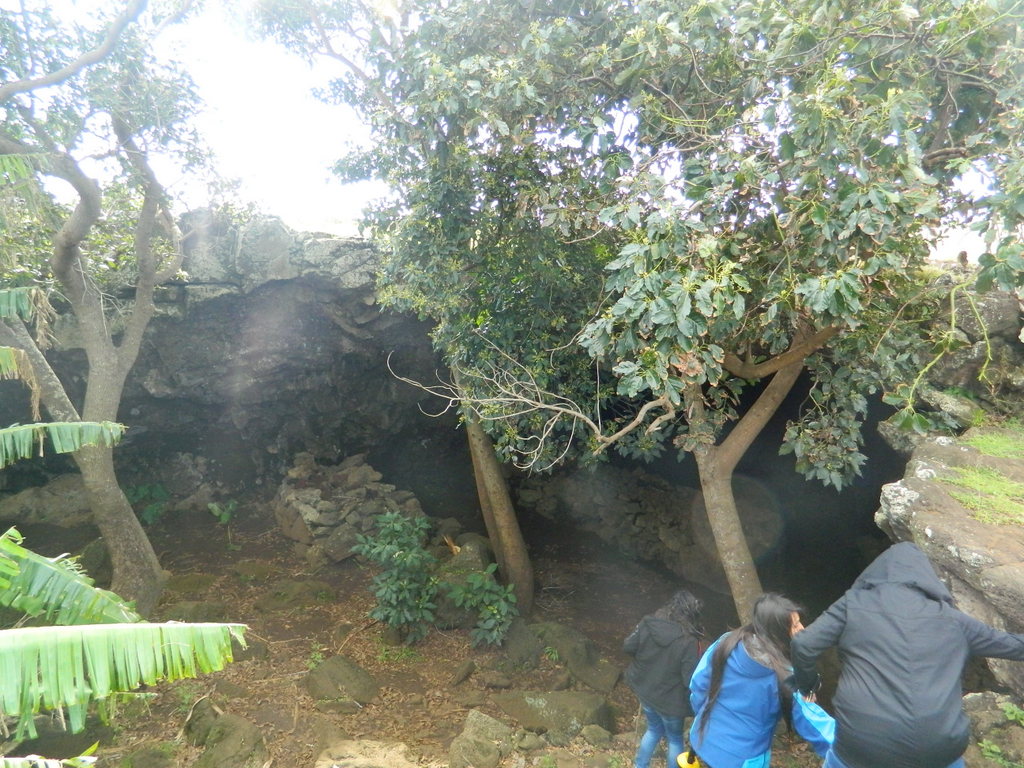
xmin=490 ymin=690 xmax=614 ymax=737
xmin=448 ymin=710 xmax=515 ymax=768
xmin=875 ymin=428 xmax=1024 ymax=695
xmin=0 ymin=474 xmax=92 ymax=528
xmin=303 ymin=655 xmax=380 ymax=706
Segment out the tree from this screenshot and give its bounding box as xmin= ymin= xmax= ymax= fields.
xmin=253 ymin=0 xmax=1024 ymax=619
xmin=1 ymin=1 xmax=208 ymax=614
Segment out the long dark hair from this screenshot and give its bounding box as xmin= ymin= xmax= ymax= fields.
xmin=653 ymin=589 xmax=704 ymax=638
xmin=696 ymin=593 xmax=802 ymax=739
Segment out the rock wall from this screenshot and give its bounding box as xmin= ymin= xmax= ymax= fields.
xmin=875 ymin=427 xmax=1024 ymax=695
xmin=17 ymin=214 xmax=453 ymax=496
xmin=515 ymin=466 xmax=784 ymax=593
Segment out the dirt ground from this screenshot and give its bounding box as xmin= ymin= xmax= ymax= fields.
xmin=14 ymin=501 xmax=825 ymax=768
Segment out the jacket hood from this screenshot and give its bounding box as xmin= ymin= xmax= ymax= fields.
xmin=732 ymin=637 xmax=777 ymax=679
xmin=852 ymin=542 xmax=953 ymax=604
xmin=642 ymin=616 xmax=686 ymax=647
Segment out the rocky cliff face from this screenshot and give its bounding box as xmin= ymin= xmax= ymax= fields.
xmin=38 ymin=214 xmax=452 ymax=497
xmin=876 ymin=427 xmax=1024 ymax=695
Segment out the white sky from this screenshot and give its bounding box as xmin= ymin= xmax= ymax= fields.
xmin=153 ymin=4 xmax=384 ymax=235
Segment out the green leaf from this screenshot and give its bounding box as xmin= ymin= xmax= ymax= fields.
xmin=0 ymin=527 xmax=142 ymax=625
xmin=0 ymin=622 xmax=245 ymax=739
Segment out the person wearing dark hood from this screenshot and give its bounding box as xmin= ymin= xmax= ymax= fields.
xmin=624 ymin=589 xmax=704 ymax=768
xmin=791 ymin=541 xmax=1024 ymax=768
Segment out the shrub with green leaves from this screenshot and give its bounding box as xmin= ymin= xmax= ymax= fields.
xmin=352 ymin=512 xmax=439 ymax=644
xmin=353 ymin=513 xmax=520 ymax=646
xmin=444 ymin=563 xmax=518 ymax=647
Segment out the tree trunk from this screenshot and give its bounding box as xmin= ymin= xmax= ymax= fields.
xmin=465 ymin=417 xmax=535 ymax=613
xmin=693 ymin=449 xmax=762 ymax=623
xmin=686 ymin=351 xmax=807 ymax=624
xmin=74 ymin=446 xmax=166 ymax=616
xmin=0 ymin=318 xmax=166 ymax=616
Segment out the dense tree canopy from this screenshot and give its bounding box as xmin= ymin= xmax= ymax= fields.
xmin=256 ymin=0 xmax=1024 ymax=616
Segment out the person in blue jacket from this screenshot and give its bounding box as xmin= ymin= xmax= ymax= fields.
xmin=624 ymin=589 xmax=705 ymax=768
xmin=686 ymin=593 xmax=834 ymax=768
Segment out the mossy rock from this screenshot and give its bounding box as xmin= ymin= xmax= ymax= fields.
xmin=232 ymin=561 xmax=275 ymax=583
xmin=255 ymin=579 xmax=335 ymax=612
xmin=118 ymin=742 xmax=177 ymax=768
xmin=166 ymin=572 xmax=218 ymax=596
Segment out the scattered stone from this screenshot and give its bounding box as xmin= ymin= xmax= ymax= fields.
xmin=116 ymin=742 xmax=175 ymax=768
xmin=231 ymin=635 xmax=269 ymax=662
xmin=491 ymin=690 xmax=614 ymax=737
xmin=449 ymin=659 xmax=476 ymax=687
xmin=454 ymin=690 xmax=488 ymax=708
xmin=194 ymin=713 xmax=269 ymax=768
xmin=515 ymin=731 xmax=546 ymax=751
xmin=0 ymin=474 xmax=93 ymax=527
xmin=314 ymin=739 xmax=442 ymax=768
xmin=184 ymin=698 xmax=221 ymax=747
xmin=303 ymin=655 xmax=380 ymax=705
xmin=503 ymin=617 xmax=544 ymax=671
xmin=448 ymin=710 xmax=514 ymax=768
xmin=479 ymin=670 xmax=513 ymax=689
xmin=531 ymin=621 xmax=621 ymax=693
xmin=166 ymin=572 xmax=218 ymax=596
xmin=231 ymin=560 xmax=275 ymax=582
xmin=581 ymin=723 xmax=613 ymax=748
xmin=254 ymin=578 xmax=334 ymax=612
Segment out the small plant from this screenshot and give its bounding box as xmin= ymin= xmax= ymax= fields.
xmin=1001 ymin=701 xmax=1024 ymax=726
xmin=543 ymin=645 xmax=560 ymax=662
xmin=444 ymin=563 xmax=519 ymax=647
xmin=377 ymin=644 xmax=421 ymax=663
xmin=207 ymin=499 xmax=238 ymax=525
xmin=126 ymin=483 xmax=170 ymax=526
xmin=352 ymin=511 xmax=438 ymax=644
xmin=979 ymin=740 xmax=1024 ymax=768
xmin=306 ymin=648 xmax=326 ymax=670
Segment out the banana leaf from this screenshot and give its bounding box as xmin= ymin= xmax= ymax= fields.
xmin=0 ymin=622 xmax=246 ymax=739
xmin=0 ymin=423 xmax=126 ymax=470
xmin=0 ymin=289 xmax=35 ymax=323
xmin=0 ymin=528 xmax=141 ymax=625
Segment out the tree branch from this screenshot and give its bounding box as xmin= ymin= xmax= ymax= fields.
xmin=0 ymin=0 xmax=148 ymax=103
xmin=722 ymin=325 xmax=839 ymax=379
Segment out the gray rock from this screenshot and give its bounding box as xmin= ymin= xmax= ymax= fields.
xmin=194 ymin=713 xmax=269 ymax=768
xmin=448 ymin=710 xmax=514 ymax=768
xmin=874 ymin=431 xmax=1024 ymax=694
xmin=530 ymin=622 xmax=621 ymax=693
xmin=0 ymin=474 xmax=93 ymax=528
xmin=490 ymin=690 xmax=614 ymax=736
xmin=304 ymin=655 xmax=380 ymax=705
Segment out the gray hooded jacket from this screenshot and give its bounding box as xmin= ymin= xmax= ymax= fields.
xmin=792 ymin=542 xmax=1024 ymax=768
xmin=624 ymin=616 xmax=700 ymax=718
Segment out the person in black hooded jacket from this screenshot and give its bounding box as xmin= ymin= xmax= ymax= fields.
xmin=791 ymin=542 xmax=1024 ymax=768
xmin=624 ymin=589 xmax=704 ymax=768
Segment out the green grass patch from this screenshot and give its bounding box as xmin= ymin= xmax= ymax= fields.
xmin=962 ymin=423 xmax=1024 ymax=459
xmin=943 ymin=465 xmax=1024 ymax=525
